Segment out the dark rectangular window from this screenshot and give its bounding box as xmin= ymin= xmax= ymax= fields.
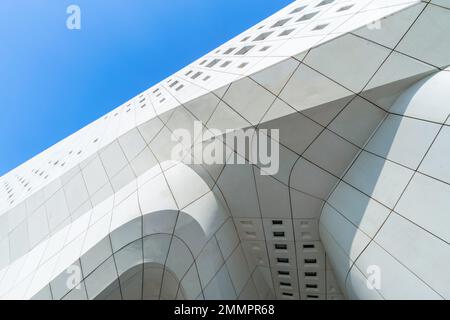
xmin=206 ymin=59 xmax=221 ymax=68
xmin=297 ymin=11 xmax=319 ymax=22
xmin=235 ymin=45 xmax=255 ymax=55
xmin=313 ymin=23 xmax=329 ymax=31
xmin=220 ymin=61 xmax=232 ymax=68
xmin=290 ymin=6 xmax=307 ymax=14
xmin=338 ymin=4 xmax=354 ymax=12
xmin=191 ymin=72 xmax=203 ymax=79
xmin=279 ymin=29 xmax=295 ymax=36
xmin=304 ymin=259 xmax=317 ymax=264
xmin=254 ymin=31 xmax=274 ymax=41
xmin=271 ymin=18 xmax=292 ymax=28
xmin=317 ymin=0 xmax=334 ymax=7
xmin=224 ymin=47 xmax=236 ymax=54
xmin=305 ymin=272 xmax=317 ymax=277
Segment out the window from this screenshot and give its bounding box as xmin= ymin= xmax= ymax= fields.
xmin=338 ymin=4 xmax=354 ymax=12
xmin=153 ymin=88 xmax=159 ymax=93
xmin=290 ymin=6 xmax=307 ymax=14
xmin=306 ymin=284 xmax=318 ymax=289
xmin=304 ymin=258 xmax=317 ymax=264
xmin=254 ymin=31 xmax=274 ymax=41
xmin=203 ymin=75 xmax=211 ymax=81
xmin=241 ymin=36 xmax=251 ymax=42
xmin=260 ymin=46 xmax=271 ymax=52
xmin=283 ymin=292 xmax=294 ymax=297
xmin=169 ymin=80 xmax=179 ymax=88
xmin=273 ymin=231 xmax=285 ymax=237
xmin=312 ymin=23 xmax=329 ymax=31
xmin=235 ymin=45 xmax=255 ymax=55
xmin=303 ymin=244 xmax=315 ymax=249
xmin=279 ymin=28 xmax=295 ymax=36
xmin=185 ymin=70 xmax=193 ymax=76
xmin=191 ymin=72 xmax=203 ymax=79
xmin=160 ymin=98 xmax=166 ymax=103
xmin=297 ymin=11 xmax=319 ymax=22
xmin=271 ymin=18 xmax=291 ymax=28
xmin=280 ymin=282 xmax=291 ymax=287
xmin=175 ymin=84 xmax=184 ymax=91
xmin=206 ymin=59 xmax=221 ymax=67
xmin=223 ymin=47 xmax=236 ymax=54
xmin=305 ymin=272 xmax=317 ymax=277
xmin=272 ymin=220 xmax=283 ymax=225
xmin=220 ymin=61 xmax=232 ymax=68
xmin=317 ymin=0 xmax=334 ymax=6
xmin=257 ymin=25 xmax=265 ymax=29
xmin=238 ymin=62 xmax=248 ymax=68
xmin=277 ymin=258 xmax=289 ymax=263
xmin=199 ymin=59 xmax=207 ymax=65
xmin=278 ymin=271 xmax=290 ymax=276
xmin=275 ymin=244 xmax=288 ymax=250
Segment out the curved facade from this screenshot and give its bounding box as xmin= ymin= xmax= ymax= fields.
xmin=1 ymin=0 xmax=450 ymax=300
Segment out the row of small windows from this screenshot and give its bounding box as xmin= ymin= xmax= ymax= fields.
xmin=150 ymin=87 xmax=167 ymax=103
xmin=241 ymin=8 xmax=343 ymax=44
xmin=215 ymin=44 xmax=270 ymax=57
xmin=197 ymin=57 xmax=251 ymax=72
xmin=206 ymin=41 xmax=272 ymax=58
xmin=246 ymin=1 xmax=354 ymax=36
xmin=168 ymin=80 xmax=184 ymax=91
xmin=3 ymin=180 xmax=17 ymax=204
xmin=289 ymin=0 xmax=335 ymax=15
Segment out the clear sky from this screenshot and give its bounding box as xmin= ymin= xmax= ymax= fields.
xmin=0 ymin=0 xmax=292 ymax=176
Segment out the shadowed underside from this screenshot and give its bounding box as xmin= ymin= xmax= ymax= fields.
xmin=1 ymin=0 xmax=450 ymax=300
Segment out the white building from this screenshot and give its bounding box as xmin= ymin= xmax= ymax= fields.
xmin=1 ymin=0 xmax=450 ymax=300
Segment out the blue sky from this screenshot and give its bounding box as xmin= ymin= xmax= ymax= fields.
xmin=0 ymin=0 xmax=292 ymax=176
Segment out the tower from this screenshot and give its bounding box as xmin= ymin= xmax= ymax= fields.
xmin=1 ymin=0 xmax=450 ymax=300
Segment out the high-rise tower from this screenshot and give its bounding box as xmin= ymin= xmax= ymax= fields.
xmin=1 ymin=0 xmax=450 ymax=300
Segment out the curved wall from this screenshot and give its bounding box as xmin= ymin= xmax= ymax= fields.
xmin=1 ymin=0 xmax=450 ymax=300
xmin=320 ymin=71 xmax=450 ymax=299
